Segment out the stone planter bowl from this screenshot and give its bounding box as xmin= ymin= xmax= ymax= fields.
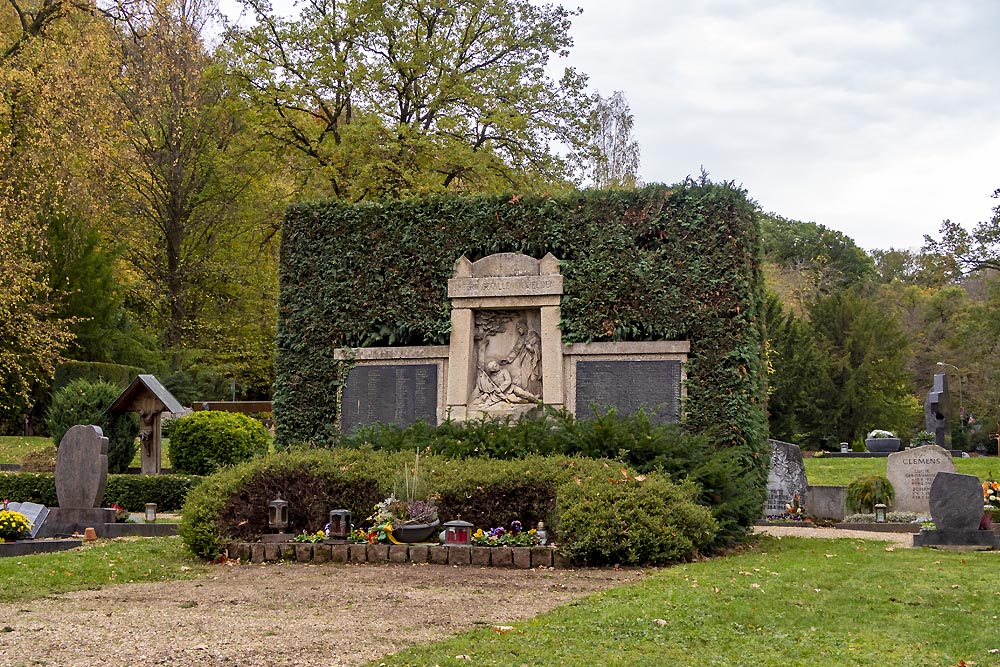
xmin=865 ymin=437 xmax=901 ymax=453
xmin=391 ymin=520 xmax=441 ymax=543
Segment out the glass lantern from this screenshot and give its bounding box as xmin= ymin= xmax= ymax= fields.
xmin=443 ymin=520 xmax=474 ymax=545
xmin=874 ymin=503 xmax=887 ymax=523
xmin=328 ymin=509 xmax=352 ymax=541
xmin=144 ymin=503 xmax=157 ymax=523
xmin=268 ymin=495 xmax=289 ymax=533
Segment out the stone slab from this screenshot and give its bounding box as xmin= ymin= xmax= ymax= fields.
xmin=388 ymin=545 xmax=409 ymax=563
xmin=407 ymin=545 xmax=429 ymax=563
xmin=234 ymin=542 xmax=251 ymax=562
xmin=0 ymin=539 xmax=82 ymax=559
xmin=264 ymin=543 xmax=279 ymax=561
xmin=100 ymin=522 xmax=177 ymax=538
xmin=806 ymin=486 xmax=845 ymax=521
xmin=330 ymin=544 xmax=349 ymax=563
xmin=55 ymin=425 xmax=108 ymax=509
xmin=448 ymin=546 xmax=472 ymax=565
xmin=930 ymin=472 xmax=983 ymax=531
xmin=448 ymin=275 xmax=564 ymax=299
xmin=471 ymin=547 xmax=492 ymax=566
xmin=334 ymin=346 xmax=449 ymax=361
xmin=530 ymin=547 xmax=553 ymax=568
xmin=251 ymin=543 xmax=265 ymax=563
xmin=341 ymin=364 xmax=439 ymax=431
xmin=312 ymin=544 xmax=332 ymax=563
xmin=512 ymin=547 xmax=532 ymax=568
xmin=6 ymin=502 xmax=49 ymax=538
xmin=294 ymin=544 xmax=313 ymax=562
xmin=367 ymin=544 xmax=389 ymax=561
xmin=490 ymin=547 xmax=513 ymax=567
xmin=429 ymin=546 xmax=450 ymax=564
xmin=574 ymin=360 xmax=682 ymax=422
xmin=887 ymin=445 xmax=956 ymax=513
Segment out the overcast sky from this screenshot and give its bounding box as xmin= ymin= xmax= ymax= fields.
xmin=560 ymin=0 xmax=1000 ymax=251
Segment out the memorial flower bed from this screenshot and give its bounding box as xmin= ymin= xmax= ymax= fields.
xmin=472 ymin=521 xmax=541 ymax=547
xmin=0 ymin=505 xmax=32 ymax=541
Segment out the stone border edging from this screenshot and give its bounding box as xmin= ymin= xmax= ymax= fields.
xmin=227 ymin=542 xmax=570 ymax=568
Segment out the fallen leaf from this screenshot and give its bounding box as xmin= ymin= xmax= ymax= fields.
xmin=455 ymin=655 xmax=472 ymax=661
xmin=751 ymin=583 xmax=761 ymax=589
xmin=825 ymin=554 xmax=836 ymax=558
xmin=653 ymin=619 xmax=667 ymax=626
xmin=492 ymin=625 xmax=514 ymax=634
xmin=884 ymin=546 xmax=895 ymax=552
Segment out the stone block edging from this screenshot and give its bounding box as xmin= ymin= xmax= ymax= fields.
xmin=228 ymin=542 xmax=570 ymax=568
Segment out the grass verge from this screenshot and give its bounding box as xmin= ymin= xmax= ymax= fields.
xmin=0 ymin=536 xmax=213 ymax=603
xmin=373 ymin=536 xmax=1000 ymax=667
xmin=805 ymin=456 xmax=1000 ymax=486
xmin=0 ymin=435 xmax=170 ymax=470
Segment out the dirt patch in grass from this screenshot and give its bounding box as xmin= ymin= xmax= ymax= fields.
xmin=0 ymin=562 xmax=643 ymax=666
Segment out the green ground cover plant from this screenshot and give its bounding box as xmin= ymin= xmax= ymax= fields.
xmin=373 ymin=536 xmax=1000 ymax=667
xmin=805 ymin=455 xmax=999 ymax=486
xmin=0 ymin=436 xmax=50 ymax=464
xmin=0 ymin=537 xmax=212 ymax=603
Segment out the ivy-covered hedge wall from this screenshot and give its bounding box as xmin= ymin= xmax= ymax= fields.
xmin=275 ymin=180 xmax=768 ymax=521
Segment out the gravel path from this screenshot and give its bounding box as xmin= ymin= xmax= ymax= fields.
xmin=0 ymin=562 xmax=642 ymax=667
xmin=754 ymin=524 xmax=917 ymax=548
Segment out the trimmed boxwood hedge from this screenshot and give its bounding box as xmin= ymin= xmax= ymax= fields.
xmin=0 ymin=472 xmax=201 ymax=512
xmin=275 ymin=181 xmax=768 ymax=533
xmin=178 ymin=448 xmax=718 ymax=564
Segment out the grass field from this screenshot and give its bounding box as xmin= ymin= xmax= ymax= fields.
xmin=374 ymin=536 xmax=1000 ymax=667
xmin=804 ymin=454 xmax=1000 ymax=486
xmin=0 ymin=435 xmax=170 ymax=469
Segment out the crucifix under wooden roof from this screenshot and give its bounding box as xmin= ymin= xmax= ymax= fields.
xmin=108 ymin=375 xmax=184 ymax=474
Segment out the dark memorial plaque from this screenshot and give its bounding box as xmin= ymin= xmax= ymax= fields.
xmin=341 ymin=364 xmax=438 ymax=431
xmin=575 ymin=360 xmax=681 ymax=423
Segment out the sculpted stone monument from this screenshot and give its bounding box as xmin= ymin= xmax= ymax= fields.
xmin=924 ymin=374 xmax=951 ymax=449
xmin=765 ymin=440 xmax=808 ymax=517
xmin=334 ymin=252 xmax=690 ymax=429
xmin=886 ymin=445 xmax=956 ymax=514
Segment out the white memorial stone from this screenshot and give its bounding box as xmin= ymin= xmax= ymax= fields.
xmin=886 ymin=444 xmax=956 ymax=514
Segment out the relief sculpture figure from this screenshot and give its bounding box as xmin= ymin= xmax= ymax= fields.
xmin=500 ymin=319 xmax=541 ymax=395
xmin=474 ymin=361 xmax=538 ymax=408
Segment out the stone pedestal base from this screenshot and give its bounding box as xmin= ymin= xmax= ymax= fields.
xmin=913 ymin=529 xmax=999 ymax=549
xmin=35 ymin=508 xmax=115 ymax=538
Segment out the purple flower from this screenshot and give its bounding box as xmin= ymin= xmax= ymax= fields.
xmin=511 ymin=520 xmax=522 ymax=534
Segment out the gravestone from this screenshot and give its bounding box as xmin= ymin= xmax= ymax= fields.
xmin=886 ymin=445 xmax=956 ymax=514
xmin=341 ymin=364 xmax=438 ymax=432
xmin=765 ymin=440 xmax=808 ymax=517
xmin=5 ymin=502 xmax=49 ymax=538
xmin=913 ymin=471 xmax=999 ymax=548
xmin=574 ymin=360 xmax=681 ymax=423
xmin=36 ymin=425 xmax=115 ymax=537
xmin=924 ymin=374 xmax=951 ymax=449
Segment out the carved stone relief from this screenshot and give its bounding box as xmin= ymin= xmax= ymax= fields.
xmin=470 ymin=310 xmax=542 ymax=408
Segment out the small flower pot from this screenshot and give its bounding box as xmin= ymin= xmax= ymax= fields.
xmin=865 ymin=438 xmax=901 ymax=453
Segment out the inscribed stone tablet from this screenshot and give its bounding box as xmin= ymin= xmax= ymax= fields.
xmin=765 ymin=440 xmax=808 ymax=517
xmin=886 ymin=445 xmax=956 ymax=514
xmin=929 ymin=472 xmax=983 ymax=531
xmin=341 ymin=364 xmax=438 ymax=431
xmin=574 ymin=360 xmax=681 ymax=423
xmin=6 ymin=502 xmax=49 ymax=538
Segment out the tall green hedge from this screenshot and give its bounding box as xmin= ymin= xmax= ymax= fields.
xmin=0 ymin=472 xmax=201 ymax=511
xmin=275 ymin=181 xmax=768 ymax=529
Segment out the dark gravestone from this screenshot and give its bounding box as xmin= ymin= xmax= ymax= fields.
xmin=924 ymin=373 xmax=951 ymax=449
xmin=341 ymin=364 xmax=438 ymax=431
xmin=575 ymin=360 xmax=681 ymax=423
xmin=913 ymin=471 xmax=999 ymax=548
xmin=765 ymin=440 xmax=808 ymax=517
xmin=36 ymin=425 xmax=116 ymax=538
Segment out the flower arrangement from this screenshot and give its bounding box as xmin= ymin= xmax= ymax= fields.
xmin=109 ymin=504 xmax=130 ymax=523
xmin=785 ymin=493 xmax=804 ymax=517
xmin=866 ymin=429 xmax=895 ymax=439
xmin=0 ymin=509 xmax=33 ymax=540
xmin=983 ymin=479 xmax=1000 ymax=515
xmin=471 ymin=520 xmax=540 ymax=547
xmin=294 ymin=530 xmax=328 ymax=543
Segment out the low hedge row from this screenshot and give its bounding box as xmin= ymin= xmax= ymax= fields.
xmin=337 ymin=408 xmax=759 ymax=545
xmin=0 ymin=472 xmax=202 ymax=512
xmin=179 ymin=449 xmax=718 ymax=566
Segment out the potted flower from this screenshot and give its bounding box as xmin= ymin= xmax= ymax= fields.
xmin=864 ymin=429 xmax=901 ymax=453
xmin=983 ymin=479 xmax=1000 ymax=530
xmin=0 ymin=504 xmax=33 ymax=542
xmin=911 ymin=430 xmax=936 ymax=447
xmin=368 ymin=452 xmax=440 ymax=544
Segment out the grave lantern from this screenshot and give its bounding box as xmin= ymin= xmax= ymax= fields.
xmin=840 ymin=442 xmax=849 ymax=453
xmin=443 ymin=520 xmax=474 ymax=545
xmin=144 ymin=503 xmax=157 ymax=523
xmin=328 ymin=509 xmax=352 ymax=541
xmin=874 ymin=503 xmax=887 ymax=523
xmin=268 ymin=495 xmax=289 ymax=533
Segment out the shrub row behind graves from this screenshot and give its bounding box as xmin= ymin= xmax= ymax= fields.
xmin=179 ymin=448 xmax=718 ymax=565
xmin=341 ymin=408 xmax=755 ymax=546
xmin=0 ymin=472 xmax=201 ymax=512
xmin=45 ymin=379 xmax=139 ymax=473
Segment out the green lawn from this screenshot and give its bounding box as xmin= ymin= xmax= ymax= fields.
xmin=805 ymin=454 xmax=1000 ymax=486
xmin=374 ymin=536 xmax=1000 ymax=667
xmin=0 ymin=435 xmax=170 ymax=469
xmin=0 ymin=536 xmax=212 ymax=602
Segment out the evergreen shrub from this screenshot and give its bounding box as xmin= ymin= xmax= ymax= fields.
xmin=846 ymin=474 xmax=895 ymax=513
xmin=44 ymin=378 xmax=138 ymax=473
xmin=178 ymin=449 xmax=714 ymax=564
xmin=168 ymin=411 xmax=269 ymax=475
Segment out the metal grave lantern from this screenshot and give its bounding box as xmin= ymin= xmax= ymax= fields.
xmin=144 ymin=503 xmax=157 ymax=523
xmin=328 ymin=509 xmax=352 ymax=541
xmin=443 ymin=519 xmax=474 ymax=545
xmin=874 ymin=503 xmax=887 ymax=523
xmin=268 ymin=495 xmax=289 ymax=533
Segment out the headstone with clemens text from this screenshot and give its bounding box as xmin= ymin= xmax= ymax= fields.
xmin=886 ymin=445 xmax=956 ymax=514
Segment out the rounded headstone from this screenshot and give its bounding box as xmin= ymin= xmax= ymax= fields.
xmin=886 ymin=445 xmax=956 ymax=514
xmin=929 ymin=472 xmax=983 ymax=532
xmin=55 ymin=425 xmax=109 ymax=509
